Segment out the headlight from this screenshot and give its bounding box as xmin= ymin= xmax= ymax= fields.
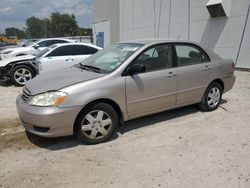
xmin=29 ymin=91 xmax=67 ymax=106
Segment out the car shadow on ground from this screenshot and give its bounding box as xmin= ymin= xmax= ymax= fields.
xmin=27 ymin=100 xmax=228 ymax=151
xmin=0 ymin=80 xmax=14 ymax=87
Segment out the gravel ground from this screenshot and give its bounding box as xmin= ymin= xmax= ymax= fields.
xmin=0 ymin=71 xmax=250 ymax=188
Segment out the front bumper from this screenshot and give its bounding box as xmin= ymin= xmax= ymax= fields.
xmin=16 ymin=94 xmax=82 ymax=137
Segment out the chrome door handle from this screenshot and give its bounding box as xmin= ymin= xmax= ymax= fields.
xmin=167 ymin=72 xmax=177 ymax=78
xmin=203 ymin=65 xmax=211 ymax=70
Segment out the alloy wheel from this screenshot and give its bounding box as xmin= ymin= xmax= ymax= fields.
xmin=14 ymin=68 xmax=32 ymax=85
xmin=81 ymin=110 xmax=112 ymax=139
xmin=207 ymin=87 xmax=221 ymax=108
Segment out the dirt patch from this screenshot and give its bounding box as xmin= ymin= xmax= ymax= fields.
xmin=0 ymin=71 xmax=250 ymax=188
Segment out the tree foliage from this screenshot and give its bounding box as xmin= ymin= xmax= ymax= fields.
xmin=25 ymin=12 xmax=91 ymax=38
xmin=5 ymin=27 xmax=26 ymax=39
xmin=26 ymin=16 xmax=44 ymax=38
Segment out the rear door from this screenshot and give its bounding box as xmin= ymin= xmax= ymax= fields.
xmin=40 ymin=45 xmax=74 ymax=73
xmin=125 ymin=44 xmax=177 ymax=117
xmin=174 ymin=43 xmax=212 ymax=105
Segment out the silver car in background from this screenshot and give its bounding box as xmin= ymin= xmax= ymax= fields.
xmin=16 ymin=39 xmax=235 ymax=144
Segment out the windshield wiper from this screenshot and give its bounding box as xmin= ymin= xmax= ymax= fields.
xmin=79 ymin=64 xmax=109 ymax=73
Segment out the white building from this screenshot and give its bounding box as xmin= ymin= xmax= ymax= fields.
xmin=93 ymin=0 xmax=250 ymax=68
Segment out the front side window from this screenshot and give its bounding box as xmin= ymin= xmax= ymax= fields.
xmin=175 ymin=44 xmax=210 ymax=66
xmin=36 ymin=40 xmax=49 ymax=48
xmin=46 ymin=45 xmax=74 ymax=57
xmin=132 ymin=44 xmax=173 ymax=72
xmin=78 ymin=43 xmax=143 ymax=73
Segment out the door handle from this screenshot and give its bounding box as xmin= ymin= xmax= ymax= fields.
xmin=167 ymin=72 xmax=177 ymax=78
xmin=203 ymin=65 xmax=211 ymax=70
xmin=65 ymin=58 xmax=74 ymax=61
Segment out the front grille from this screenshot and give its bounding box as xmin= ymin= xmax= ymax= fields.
xmin=21 ymin=87 xmax=31 ymax=102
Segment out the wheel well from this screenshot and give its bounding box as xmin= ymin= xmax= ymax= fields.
xmin=211 ymin=79 xmax=224 ymax=92
xmin=73 ymin=98 xmax=124 ymax=135
xmin=12 ymin=63 xmax=36 ymax=74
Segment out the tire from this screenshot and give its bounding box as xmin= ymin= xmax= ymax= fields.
xmin=75 ymin=103 xmax=119 ymax=144
xmin=10 ymin=65 xmax=35 ymax=86
xmin=199 ymin=82 xmax=222 ymax=111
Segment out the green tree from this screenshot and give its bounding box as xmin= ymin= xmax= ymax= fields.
xmin=5 ymin=27 xmax=26 ymax=39
xmin=25 ymin=12 xmax=91 ymax=38
xmin=50 ymin=12 xmax=78 ymax=37
xmin=26 ymin=16 xmax=44 ymax=38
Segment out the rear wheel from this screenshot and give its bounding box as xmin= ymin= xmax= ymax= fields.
xmin=199 ymin=82 xmax=222 ymax=111
xmin=10 ymin=65 xmax=35 ymax=86
xmin=75 ymin=103 xmax=119 ymax=144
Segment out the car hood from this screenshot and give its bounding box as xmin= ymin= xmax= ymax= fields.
xmin=0 ymin=55 xmax=36 ymax=67
xmin=25 ymin=66 xmax=105 ymax=95
xmin=1 ymin=46 xmax=25 ymax=53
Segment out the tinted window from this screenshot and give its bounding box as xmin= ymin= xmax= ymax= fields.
xmin=37 ymin=40 xmax=50 ymax=47
xmin=74 ymin=45 xmax=98 ymax=55
xmin=50 ymin=40 xmax=69 ymax=46
xmin=132 ymin=44 xmax=173 ymax=73
xmin=47 ymin=45 xmax=74 ymax=57
xmin=175 ymin=44 xmax=210 ymax=66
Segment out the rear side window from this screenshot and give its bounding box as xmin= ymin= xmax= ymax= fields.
xmin=74 ymin=45 xmax=98 ymax=55
xmin=50 ymin=40 xmax=69 ymax=46
xmin=46 ymin=45 xmax=74 ymax=57
xmin=175 ymin=44 xmax=210 ymax=66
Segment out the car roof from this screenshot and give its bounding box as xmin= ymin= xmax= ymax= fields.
xmin=36 ymin=38 xmax=75 ymax=42
xmin=119 ymin=38 xmax=204 ymax=46
xmin=52 ymin=42 xmax=102 ymax=49
xmin=119 ymin=38 xmax=222 ymax=60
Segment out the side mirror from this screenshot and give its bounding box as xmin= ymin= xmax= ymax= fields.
xmin=127 ymin=64 xmax=145 ymax=75
xmin=34 ymin=44 xmax=39 ymax=49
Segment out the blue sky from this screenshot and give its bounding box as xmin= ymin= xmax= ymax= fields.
xmin=0 ymin=0 xmax=93 ymax=33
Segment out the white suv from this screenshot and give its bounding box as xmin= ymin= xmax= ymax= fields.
xmin=0 ymin=38 xmax=75 ymax=59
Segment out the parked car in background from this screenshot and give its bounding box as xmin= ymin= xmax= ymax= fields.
xmin=16 ymin=39 xmax=235 ymax=144
xmin=0 ymin=43 xmax=101 ymax=86
xmin=36 ymin=43 xmax=102 ymax=74
xmin=0 ymin=38 xmax=75 ymax=59
xmin=0 ymin=39 xmax=38 ymax=53
xmin=0 ymin=42 xmax=16 ymax=52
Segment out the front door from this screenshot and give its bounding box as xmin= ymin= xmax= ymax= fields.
xmin=40 ymin=45 xmax=75 ymax=73
xmin=125 ymin=44 xmax=177 ymax=117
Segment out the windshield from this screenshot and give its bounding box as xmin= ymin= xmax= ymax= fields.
xmin=21 ymin=39 xmax=38 ymax=47
xmin=79 ymin=43 xmax=143 ymax=73
xmin=36 ymin=45 xmax=56 ymax=57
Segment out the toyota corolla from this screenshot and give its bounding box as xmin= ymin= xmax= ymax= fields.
xmin=16 ymin=39 xmax=235 ymax=144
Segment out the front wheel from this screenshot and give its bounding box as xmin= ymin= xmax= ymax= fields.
xmin=10 ymin=65 xmax=35 ymax=86
xmin=75 ymin=103 xmax=119 ymax=144
xmin=199 ymin=82 xmax=222 ymax=111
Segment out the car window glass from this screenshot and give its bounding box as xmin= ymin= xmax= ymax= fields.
xmin=36 ymin=40 xmax=49 ymax=47
xmin=80 ymin=43 xmax=142 ymax=73
xmin=133 ymin=44 xmax=173 ymax=72
xmin=175 ymin=44 xmax=209 ymax=66
xmin=46 ymin=45 xmax=74 ymax=57
xmin=50 ymin=40 xmax=69 ymax=46
xmin=74 ymin=45 xmax=98 ymax=55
